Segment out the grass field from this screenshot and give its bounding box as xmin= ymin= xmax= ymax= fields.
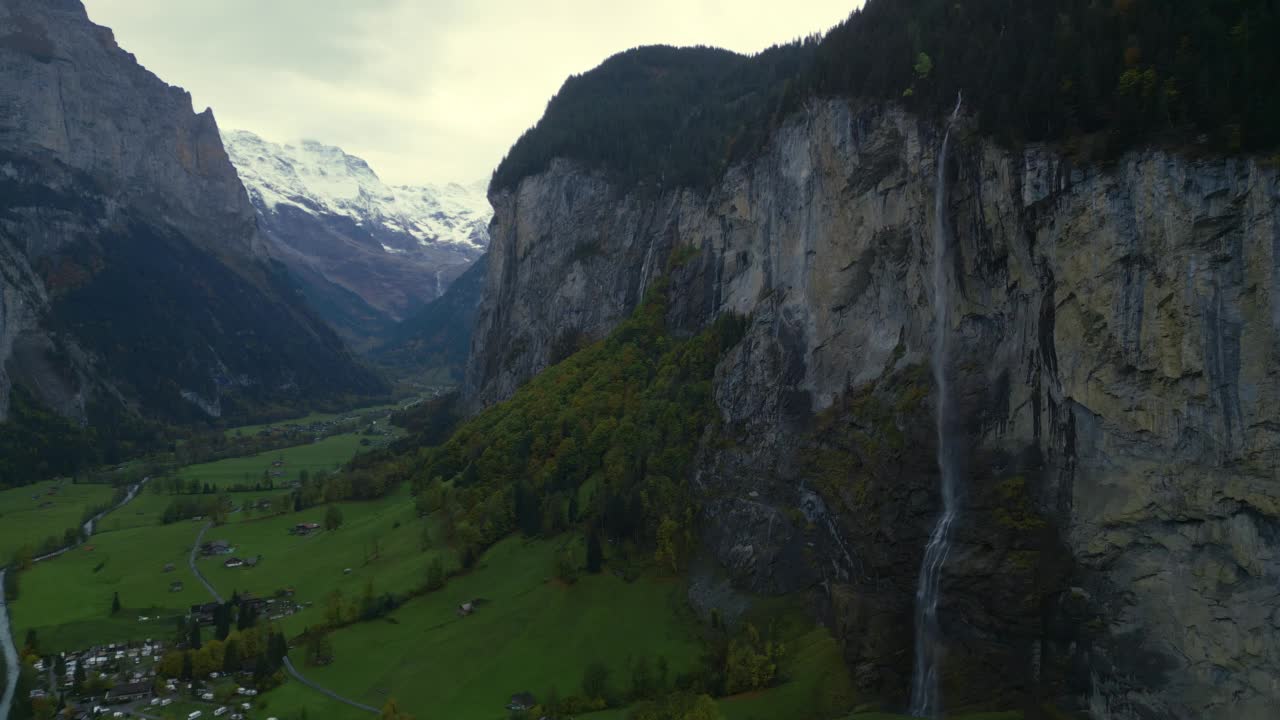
xmin=9 ymin=521 xmax=208 ymax=652
xmin=265 ymin=535 xmax=703 ymax=720
xmin=194 ymin=487 xmax=444 ymax=633
xmin=178 ymin=433 xmax=368 ymax=490
xmin=224 ymin=411 xmax=346 ymax=439
xmin=0 ymin=481 xmax=114 ymax=562
xmin=224 ymin=402 xmax=401 ymax=439
xmin=253 ymin=681 xmax=371 ymax=720
xmin=91 ymin=489 xmax=179 ymax=533
xmin=94 ymin=485 xmax=293 ymax=532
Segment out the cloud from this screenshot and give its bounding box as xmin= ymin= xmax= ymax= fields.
xmin=83 ymin=0 xmax=859 ymax=184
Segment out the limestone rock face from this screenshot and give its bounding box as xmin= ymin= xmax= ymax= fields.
xmin=0 ymin=0 xmax=257 ymax=255
xmin=0 ymin=0 xmax=382 ymax=432
xmin=466 ymin=99 xmax=1280 ymax=718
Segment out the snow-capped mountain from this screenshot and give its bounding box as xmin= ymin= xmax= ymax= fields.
xmin=223 ymin=129 xmax=492 ymax=349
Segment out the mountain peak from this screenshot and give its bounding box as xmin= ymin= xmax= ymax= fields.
xmin=224 ymin=129 xmax=490 ymax=251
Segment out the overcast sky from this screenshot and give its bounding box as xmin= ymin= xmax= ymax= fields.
xmin=81 ymin=0 xmax=858 ymax=185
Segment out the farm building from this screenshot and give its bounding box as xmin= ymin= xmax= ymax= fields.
xmin=106 ymin=681 xmax=151 ymax=703
xmin=200 ymin=540 xmax=232 ymax=556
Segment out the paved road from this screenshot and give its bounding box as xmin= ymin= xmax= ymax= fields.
xmin=0 ymin=569 xmax=18 ymax=720
xmin=283 ymin=657 xmax=378 ymax=714
xmin=191 ymin=519 xmax=372 ymax=715
xmin=189 ymin=521 xmax=224 ymax=603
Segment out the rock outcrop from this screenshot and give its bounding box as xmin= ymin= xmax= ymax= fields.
xmin=0 ymin=0 xmax=383 ymax=435
xmin=466 ymin=99 xmax=1280 ymax=718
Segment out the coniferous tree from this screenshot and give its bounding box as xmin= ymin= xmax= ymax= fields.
xmin=188 ymin=618 xmax=202 ymax=650
xmin=586 ymin=531 xmax=604 ymax=574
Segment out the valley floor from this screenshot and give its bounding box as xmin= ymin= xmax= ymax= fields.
xmin=0 ymin=399 xmax=1030 ymax=720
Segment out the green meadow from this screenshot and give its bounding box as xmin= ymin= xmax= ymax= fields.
xmin=0 ymin=480 xmax=113 ymax=561
xmin=223 ymin=402 xmax=401 ymax=439
xmin=194 ymin=488 xmax=446 ymax=633
xmin=223 ymin=410 xmax=352 ymax=440
xmin=9 ymin=521 xmax=208 ymax=652
xmin=265 ymin=535 xmax=702 ymax=720
xmin=178 ymin=433 xmax=367 ymax=490
xmin=253 ymin=682 xmax=370 ymax=720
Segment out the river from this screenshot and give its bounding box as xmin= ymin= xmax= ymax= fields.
xmin=0 ymin=568 xmax=19 ymax=720
xmin=1 ymin=476 xmax=152 ymax=716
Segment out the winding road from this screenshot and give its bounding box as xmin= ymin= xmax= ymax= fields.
xmin=188 ymin=521 xmax=224 ymax=603
xmin=283 ymin=658 xmax=378 ymax=714
xmin=187 ymin=521 xmax=375 ymax=714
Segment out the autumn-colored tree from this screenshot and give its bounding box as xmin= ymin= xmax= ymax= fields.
xmin=380 ymin=698 xmax=415 ymax=720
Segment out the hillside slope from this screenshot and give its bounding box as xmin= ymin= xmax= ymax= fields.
xmin=0 ymin=0 xmax=385 ymax=480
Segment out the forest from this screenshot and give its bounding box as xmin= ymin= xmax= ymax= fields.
xmin=491 ymin=0 xmax=1280 ymax=194
xmin=400 ymin=280 xmax=747 ymax=574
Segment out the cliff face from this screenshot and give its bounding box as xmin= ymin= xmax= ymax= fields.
xmin=467 ymin=100 xmax=1280 ymax=718
xmin=0 ymin=0 xmax=383 ymax=431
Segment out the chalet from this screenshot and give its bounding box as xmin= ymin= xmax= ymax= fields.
xmin=507 ymin=692 xmax=537 ymax=711
xmin=291 ymin=522 xmax=321 ymax=536
xmin=106 ymin=681 xmax=151 ymax=704
xmin=224 ymin=557 xmax=245 ymax=568
xmin=457 ymin=601 xmax=475 ymax=617
xmin=201 ymin=540 xmax=232 ymax=556
xmin=271 ymin=460 xmax=284 ymax=468
xmin=163 ymin=563 xmax=176 ymax=572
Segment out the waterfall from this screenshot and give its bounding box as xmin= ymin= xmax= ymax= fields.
xmin=909 ymin=93 xmax=963 ymax=719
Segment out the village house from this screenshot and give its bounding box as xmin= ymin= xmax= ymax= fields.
xmin=191 ymin=602 xmax=220 ymax=625
xmin=200 ymin=540 xmax=233 ymax=556
xmin=507 ymin=692 xmax=537 ymax=712
xmin=290 ymin=522 xmax=321 ymax=536
xmin=224 ymin=557 xmax=245 ymax=568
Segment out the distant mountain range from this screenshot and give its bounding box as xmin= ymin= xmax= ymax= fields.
xmin=223 ymin=130 xmax=491 ymax=350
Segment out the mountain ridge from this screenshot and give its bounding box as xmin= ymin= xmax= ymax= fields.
xmin=0 ymin=0 xmax=385 ymax=480
xmin=223 ymin=129 xmax=491 ymax=349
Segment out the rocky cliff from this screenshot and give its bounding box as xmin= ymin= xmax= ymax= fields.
xmin=224 ymin=130 xmax=490 ymax=349
xmin=466 ymin=99 xmax=1280 ymax=719
xmin=0 ymin=0 xmax=383 ymax=439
